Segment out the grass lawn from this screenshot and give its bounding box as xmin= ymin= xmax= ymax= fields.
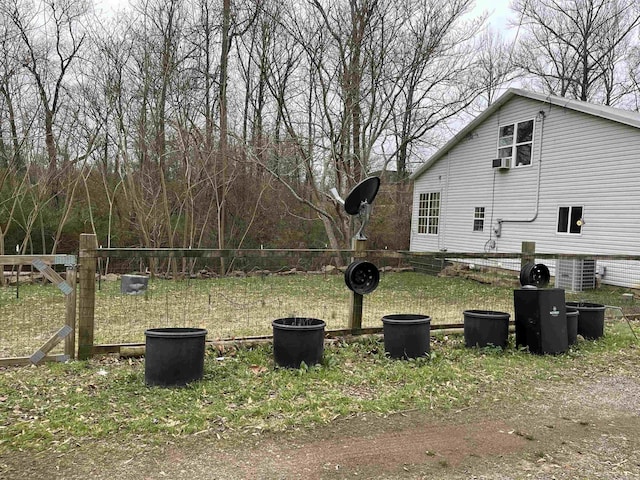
xmin=1 ymin=318 xmax=638 ymax=454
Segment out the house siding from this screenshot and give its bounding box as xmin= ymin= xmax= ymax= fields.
xmin=411 ymin=93 xmax=640 ymax=288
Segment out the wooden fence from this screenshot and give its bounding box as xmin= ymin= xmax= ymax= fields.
xmin=74 ymin=234 xmax=542 ymax=360
xmin=4 ymin=233 xmax=640 ymax=363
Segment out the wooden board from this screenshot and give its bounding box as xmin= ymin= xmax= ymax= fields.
xmin=30 ymin=325 xmax=73 ymax=365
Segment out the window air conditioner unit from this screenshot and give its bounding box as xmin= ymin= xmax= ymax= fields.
xmin=492 ymin=157 xmax=511 ymax=170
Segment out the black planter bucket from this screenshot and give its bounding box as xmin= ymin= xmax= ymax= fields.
xmin=272 ymin=318 xmax=325 ymax=368
xmin=463 ymin=310 xmax=510 ymax=348
xmin=144 ymin=328 xmax=207 ymax=387
xmin=566 ymin=302 xmax=605 ymax=340
xmin=381 ymin=314 xmax=431 ymax=359
xmin=566 ymin=307 xmax=579 ymax=345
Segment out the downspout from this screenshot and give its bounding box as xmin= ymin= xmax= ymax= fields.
xmin=441 ymin=151 xmax=451 ymax=250
xmin=494 ymin=110 xmax=546 ymax=237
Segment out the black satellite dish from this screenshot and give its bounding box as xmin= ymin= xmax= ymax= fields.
xmin=343 ymin=177 xmax=380 ymax=240
xmin=344 ymin=177 xmax=380 ymax=215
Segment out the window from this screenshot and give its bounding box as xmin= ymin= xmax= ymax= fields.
xmin=418 ymin=192 xmax=440 ymax=234
xmin=557 ymin=206 xmax=583 ymax=234
xmin=473 ymin=207 xmax=485 ymax=232
xmin=497 ymin=119 xmax=534 ymax=167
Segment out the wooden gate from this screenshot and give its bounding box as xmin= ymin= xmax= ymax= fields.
xmin=0 ymin=255 xmax=77 ymax=366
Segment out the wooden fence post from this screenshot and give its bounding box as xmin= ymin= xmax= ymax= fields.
xmin=349 ymin=238 xmax=367 ymax=332
xmin=521 ymin=241 xmax=536 ymax=269
xmin=65 ymin=266 xmax=77 ymax=359
xmin=78 ymin=234 xmax=98 ymax=360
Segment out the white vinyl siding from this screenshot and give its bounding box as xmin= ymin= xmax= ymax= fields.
xmin=411 ymin=93 xmax=640 ymax=275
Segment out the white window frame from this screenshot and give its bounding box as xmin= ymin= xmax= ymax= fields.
xmin=473 ymin=207 xmax=485 ymax=232
xmin=497 ymin=119 xmax=535 ymax=167
xmin=417 ymin=192 xmax=440 ymax=235
xmin=557 ymin=206 xmax=584 ymax=235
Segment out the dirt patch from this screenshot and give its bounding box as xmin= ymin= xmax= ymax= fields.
xmin=258 ymin=419 xmax=527 ymax=479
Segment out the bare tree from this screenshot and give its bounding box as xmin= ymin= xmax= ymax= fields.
xmin=251 ymin=0 xmax=485 ymax=247
xmin=2 ymin=0 xmax=88 ymax=186
xmin=475 ymin=27 xmax=517 ymax=107
xmin=385 ymin=0 xmax=484 ymax=178
xmin=0 ymin=13 xmax=27 ymax=171
xmin=512 ymin=0 xmax=640 ymax=105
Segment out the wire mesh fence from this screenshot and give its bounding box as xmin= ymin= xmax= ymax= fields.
xmin=3 ymin=249 xmax=640 ymax=360
xmin=0 ymin=273 xmax=68 ymax=359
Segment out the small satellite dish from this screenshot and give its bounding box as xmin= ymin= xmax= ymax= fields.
xmin=342 ymin=177 xmax=380 ymax=240
xmin=344 ymin=177 xmax=380 ymax=215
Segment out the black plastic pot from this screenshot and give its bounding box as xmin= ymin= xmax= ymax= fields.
xmin=566 ymin=307 xmax=579 ymax=345
xmin=381 ymin=314 xmax=431 ymax=359
xmin=272 ymin=318 xmax=326 ymax=368
xmin=463 ymin=310 xmax=510 ymax=348
xmin=566 ymin=302 xmax=605 ymax=340
xmin=144 ymin=328 xmax=207 ymax=387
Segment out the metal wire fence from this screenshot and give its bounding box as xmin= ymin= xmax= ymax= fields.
xmin=2 ymin=248 xmax=640 ymax=360
xmin=0 ymin=278 xmax=68 ymax=359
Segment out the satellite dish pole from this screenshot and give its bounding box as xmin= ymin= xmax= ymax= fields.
xmin=333 ymin=177 xmax=381 ymax=332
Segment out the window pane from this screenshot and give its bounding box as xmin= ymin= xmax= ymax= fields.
xmin=429 ymin=218 xmax=438 ymax=234
xmin=418 ymin=192 xmax=439 ymax=235
xmin=516 ymin=144 xmax=531 ymax=166
xmin=517 ymin=120 xmax=534 ymax=143
xmin=500 ymin=124 xmax=514 ymax=137
xmin=570 ymin=206 xmax=583 ymax=234
xmin=473 ymin=207 xmax=484 ymax=232
xmin=498 ymin=136 xmax=513 ymax=147
xmin=558 ymin=207 xmax=569 ymax=233
xmin=498 ymin=147 xmax=512 ymax=158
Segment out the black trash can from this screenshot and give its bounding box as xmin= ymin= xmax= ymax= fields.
xmin=382 ymin=314 xmax=431 ymax=359
xmin=514 ymin=288 xmax=568 ymax=354
xmin=566 ymin=306 xmax=579 ymax=345
xmin=145 ymin=327 xmax=207 ymax=387
xmin=272 ymin=318 xmax=325 ymax=368
xmin=566 ymin=302 xmax=605 ymax=340
xmin=463 ymin=310 xmax=510 ymax=348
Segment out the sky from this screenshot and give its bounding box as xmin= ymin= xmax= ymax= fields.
xmin=471 ymin=0 xmax=515 ymax=34
xmin=101 ymin=0 xmax=516 ymax=31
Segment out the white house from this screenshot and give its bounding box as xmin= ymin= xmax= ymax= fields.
xmin=409 ymin=88 xmax=640 ymax=289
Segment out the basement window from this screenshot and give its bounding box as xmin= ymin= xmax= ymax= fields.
xmin=557 ymin=206 xmax=583 ymax=234
xmin=473 ymin=207 xmax=485 ymax=232
xmin=418 ymin=192 xmax=440 ymax=234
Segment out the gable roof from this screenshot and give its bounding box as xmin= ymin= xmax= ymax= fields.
xmin=410 ymin=88 xmax=640 ymax=180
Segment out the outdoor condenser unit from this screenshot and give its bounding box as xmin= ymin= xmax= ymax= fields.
xmin=554 ymin=259 xmax=596 ymax=292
